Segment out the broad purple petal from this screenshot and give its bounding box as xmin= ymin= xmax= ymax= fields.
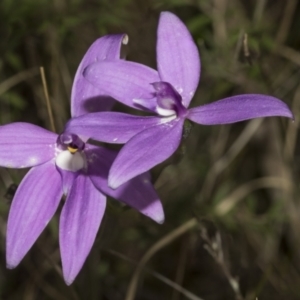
xmin=86 ymin=146 xmax=164 ymax=223
xmin=6 ymin=161 xmax=62 ymax=268
xmin=0 ymin=123 xmax=57 ymax=168
xmin=65 ymin=112 xmax=161 ymax=144
xmin=59 ymin=174 xmax=106 ymax=285
xmin=187 ymin=94 xmax=294 ymax=125
xmin=109 ymin=118 xmax=184 ymax=188
xmin=84 ymin=61 xmax=160 ymax=110
xmin=71 ymin=34 xmax=127 ymax=117
xmin=157 ymin=12 xmax=200 ymax=107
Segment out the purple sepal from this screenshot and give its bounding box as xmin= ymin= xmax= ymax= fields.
xmin=84 ymin=60 xmax=159 ymax=110
xmin=59 ymin=174 xmax=106 ymax=285
xmin=86 ymin=146 xmax=164 ymax=223
xmin=187 ymin=94 xmax=294 ymax=125
xmin=71 ymin=34 xmax=127 ymax=117
xmin=108 ymin=119 xmax=184 ymax=188
xmin=6 ymin=161 xmax=62 ymax=268
xmin=157 ymin=12 xmax=200 ymax=107
xmin=0 ymin=123 xmax=57 ymax=168
xmin=65 ymin=112 xmax=161 ymax=144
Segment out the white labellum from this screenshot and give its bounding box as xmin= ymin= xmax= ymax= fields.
xmin=55 ymin=151 xmax=85 ymax=172
xmin=156 ymin=106 xmax=176 ymax=117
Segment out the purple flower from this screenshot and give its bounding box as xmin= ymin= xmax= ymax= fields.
xmin=1 ymin=35 xmax=164 ymax=285
xmin=66 ymin=11 xmax=293 ymax=188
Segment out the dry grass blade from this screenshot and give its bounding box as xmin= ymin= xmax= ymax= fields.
xmin=0 ymin=67 xmax=39 ymax=96
xmin=283 ymin=84 xmax=300 ymax=161
xmin=199 ymin=226 xmax=243 ymax=300
xmin=215 ymin=176 xmax=292 ymax=216
xmin=212 ymin=0 xmax=228 ymax=46
xmin=171 ymin=237 xmax=189 ymax=300
xmin=275 ymin=45 xmax=300 ymax=66
xmin=275 ymin=0 xmax=298 ymax=45
xmin=200 ymin=118 xmax=263 ymax=200
xmin=107 ymin=250 xmax=205 ymax=300
xmin=125 ymin=218 xmax=198 ymax=300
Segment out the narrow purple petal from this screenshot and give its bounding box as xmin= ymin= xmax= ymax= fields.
xmin=187 ymin=94 xmax=294 ymax=125
xmin=0 ymin=123 xmax=57 ymax=168
xmin=109 ymin=119 xmax=184 ymax=188
xmin=56 ymin=168 xmax=79 ymax=195
xmin=71 ymin=34 xmax=128 ymax=117
xmin=84 ymin=61 xmax=160 ymax=110
xmin=157 ymin=12 xmax=200 ymax=108
xmin=65 ymin=112 xmax=161 ymax=144
xmin=59 ymin=174 xmax=106 ymax=285
xmin=86 ymin=146 xmax=164 ymax=223
xmin=6 ymin=161 xmax=62 ymax=268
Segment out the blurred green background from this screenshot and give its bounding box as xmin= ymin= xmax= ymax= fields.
xmin=1 ymin=0 xmax=300 ymax=299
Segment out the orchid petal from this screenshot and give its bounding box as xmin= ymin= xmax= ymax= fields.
xmin=109 ymin=119 xmax=184 ymax=188
xmin=157 ymin=12 xmax=200 ymax=107
xmin=84 ymin=61 xmax=159 ymax=110
xmin=6 ymin=161 xmax=62 ymax=268
xmin=65 ymin=112 xmax=161 ymax=144
xmin=71 ymin=34 xmax=127 ymax=117
xmin=59 ymin=174 xmax=106 ymax=285
xmin=86 ymin=146 xmax=164 ymax=223
xmin=0 ymin=123 xmax=57 ymax=168
xmin=56 ymin=167 xmax=79 ymax=195
xmin=187 ymin=94 xmax=294 ymax=125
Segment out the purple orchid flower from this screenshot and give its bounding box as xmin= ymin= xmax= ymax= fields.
xmin=65 ymin=11 xmax=293 ymax=189
xmin=1 ymin=35 xmax=164 ymax=285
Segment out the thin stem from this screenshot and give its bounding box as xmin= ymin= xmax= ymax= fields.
xmin=40 ymin=66 xmax=56 ymax=132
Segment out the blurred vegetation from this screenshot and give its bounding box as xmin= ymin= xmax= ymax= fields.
xmin=1 ymin=0 xmax=300 ymax=299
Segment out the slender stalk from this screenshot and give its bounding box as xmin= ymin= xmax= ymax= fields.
xmin=40 ymin=66 xmax=56 ymax=132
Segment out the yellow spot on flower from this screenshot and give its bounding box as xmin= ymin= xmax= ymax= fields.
xmin=67 ymin=146 xmax=78 ymax=154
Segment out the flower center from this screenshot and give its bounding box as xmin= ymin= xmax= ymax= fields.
xmin=55 ymin=133 xmax=86 ymax=172
xmin=67 ymin=144 xmax=78 ymax=154
xmin=152 ymin=81 xmax=187 ymax=118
